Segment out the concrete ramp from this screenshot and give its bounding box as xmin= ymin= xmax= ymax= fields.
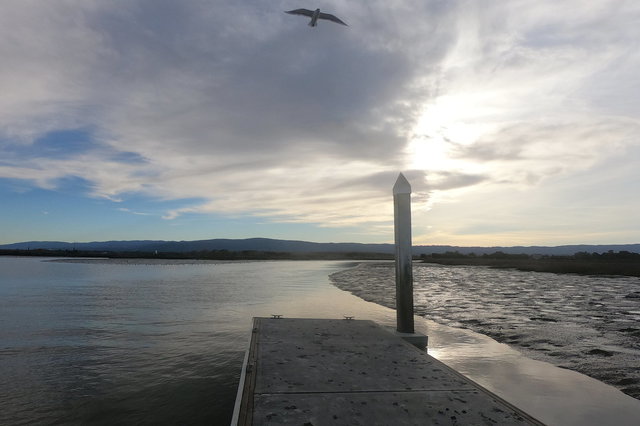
xmin=233 ymin=318 xmax=544 ymax=425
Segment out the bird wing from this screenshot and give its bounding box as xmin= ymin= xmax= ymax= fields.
xmin=318 ymin=12 xmax=348 ymax=26
xmin=285 ymin=9 xmax=314 ymax=17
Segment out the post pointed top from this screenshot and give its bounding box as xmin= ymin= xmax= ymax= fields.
xmin=393 ymin=173 xmax=411 ymax=195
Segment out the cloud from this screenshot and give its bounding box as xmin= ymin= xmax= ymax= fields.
xmin=1 ymin=0 xmax=639 ymax=243
xmin=117 ymin=207 xmax=151 ymax=216
xmin=452 ymin=117 xmax=639 ymax=170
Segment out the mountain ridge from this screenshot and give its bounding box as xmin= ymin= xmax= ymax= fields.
xmin=2 ymin=238 xmax=639 ymax=256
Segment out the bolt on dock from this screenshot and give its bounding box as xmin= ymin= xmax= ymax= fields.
xmin=232 ymin=317 xmax=544 ymax=425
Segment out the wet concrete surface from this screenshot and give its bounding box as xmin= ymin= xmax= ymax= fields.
xmin=238 ymin=318 xmax=542 ymax=425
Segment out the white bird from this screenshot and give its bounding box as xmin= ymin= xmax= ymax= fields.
xmin=285 ymin=8 xmax=348 ymax=27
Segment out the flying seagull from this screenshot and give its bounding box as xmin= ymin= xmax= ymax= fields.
xmin=285 ymin=8 xmax=348 ymax=27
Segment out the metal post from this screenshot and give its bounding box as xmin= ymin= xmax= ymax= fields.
xmin=393 ymin=173 xmax=414 ymax=334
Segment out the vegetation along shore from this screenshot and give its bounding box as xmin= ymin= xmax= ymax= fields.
xmin=421 ymin=250 xmax=640 ymax=277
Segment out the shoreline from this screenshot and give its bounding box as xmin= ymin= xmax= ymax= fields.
xmin=421 ymin=256 xmax=640 ymax=277
xmin=330 ymin=262 xmax=640 ymax=401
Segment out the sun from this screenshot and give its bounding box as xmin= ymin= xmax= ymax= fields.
xmin=405 ymin=95 xmax=486 ymax=171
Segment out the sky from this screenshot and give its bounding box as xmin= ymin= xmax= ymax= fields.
xmin=1 ymin=0 xmax=639 ymax=246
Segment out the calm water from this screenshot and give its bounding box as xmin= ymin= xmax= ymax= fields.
xmin=2 ymin=257 xmax=640 ymax=425
xmin=0 ymin=257 xmax=368 ymax=425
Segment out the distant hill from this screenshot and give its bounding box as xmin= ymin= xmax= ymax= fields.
xmin=1 ymin=238 xmax=639 ymax=256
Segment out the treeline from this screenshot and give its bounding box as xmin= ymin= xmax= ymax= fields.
xmin=0 ymin=248 xmax=393 ymax=261
xmin=421 ymin=250 xmax=640 ymax=277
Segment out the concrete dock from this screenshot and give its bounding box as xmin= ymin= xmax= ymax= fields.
xmin=232 ymin=318 xmax=544 ymax=425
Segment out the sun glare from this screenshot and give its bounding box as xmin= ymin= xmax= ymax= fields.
xmin=406 ymin=96 xmax=487 ymax=171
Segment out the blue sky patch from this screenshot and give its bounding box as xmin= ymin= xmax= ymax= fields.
xmin=3 ymin=129 xmax=99 ymax=160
